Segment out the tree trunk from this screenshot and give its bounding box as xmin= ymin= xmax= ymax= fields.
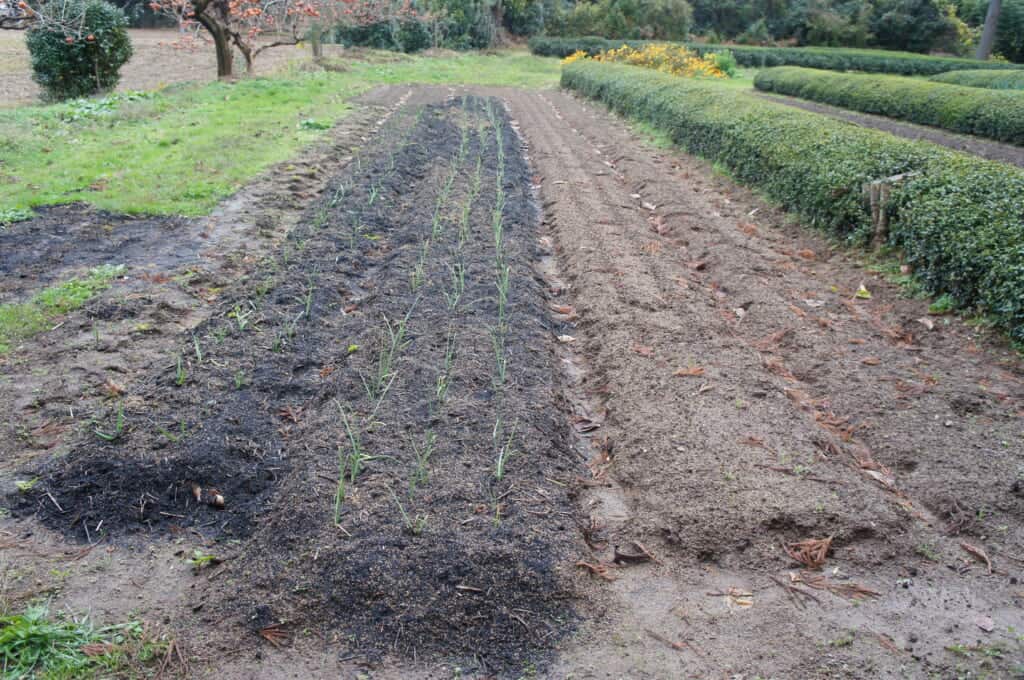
xmin=198 ymin=16 xmax=234 ymax=78
xmin=237 ymin=39 xmax=255 ymax=75
xmin=976 ymin=0 xmax=1002 ymax=60
xmin=491 ymin=0 xmax=504 ymax=46
xmin=311 ymin=22 xmax=323 ymax=59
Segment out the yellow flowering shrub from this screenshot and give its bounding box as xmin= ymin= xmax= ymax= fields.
xmin=561 ymin=50 xmax=590 ymax=65
xmin=563 ymin=43 xmax=728 ymax=79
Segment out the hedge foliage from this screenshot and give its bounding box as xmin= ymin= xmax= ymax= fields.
xmin=531 ymin=35 xmax=1024 ymax=75
xmin=26 ymin=0 xmax=132 ymax=102
xmin=929 ymin=69 xmax=1024 ymax=90
xmin=561 ymin=61 xmax=1024 ymax=342
xmin=754 ymin=66 xmax=1024 ymax=145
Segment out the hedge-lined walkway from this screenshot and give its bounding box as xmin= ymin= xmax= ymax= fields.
xmin=757 ymin=92 xmax=1024 ymax=169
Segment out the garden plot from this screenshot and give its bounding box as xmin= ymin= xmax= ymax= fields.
xmin=6 ymin=95 xmax=581 ymax=674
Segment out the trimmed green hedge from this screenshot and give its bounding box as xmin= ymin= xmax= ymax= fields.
xmin=754 ymin=66 xmax=1024 ymax=146
xmin=562 ymin=61 xmax=1024 ymax=342
xmin=929 ymin=69 xmax=1024 ymax=90
xmin=531 ymin=36 xmax=1024 ymax=76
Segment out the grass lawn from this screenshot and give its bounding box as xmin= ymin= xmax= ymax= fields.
xmin=0 ymin=51 xmax=560 ymax=216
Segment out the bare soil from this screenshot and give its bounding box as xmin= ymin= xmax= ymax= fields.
xmin=759 ymin=91 xmax=1024 ymax=169
xmin=1 ymin=82 xmax=1022 ymax=679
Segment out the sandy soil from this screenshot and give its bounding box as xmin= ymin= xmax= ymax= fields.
xmin=1 ymin=81 xmax=1022 ymax=679
xmin=0 ymin=29 xmax=337 ymax=107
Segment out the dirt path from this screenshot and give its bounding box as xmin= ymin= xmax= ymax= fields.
xmin=758 ymin=91 xmax=1024 ymax=169
xmin=504 ymin=88 xmax=1024 ymax=678
xmin=1 ymin=83 xmax=1022 ymax=679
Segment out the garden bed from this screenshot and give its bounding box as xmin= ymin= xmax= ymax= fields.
xmin=6 ymin=95 xmax=581 ymax=674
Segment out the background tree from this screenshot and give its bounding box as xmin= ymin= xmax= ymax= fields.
xmin=23 ymin=0 xmax=133 ymax=100
xmin=974 ymin=0 xmax=1000 ymax=57
xmin=148 ymin=0 xmax=322 ymax=77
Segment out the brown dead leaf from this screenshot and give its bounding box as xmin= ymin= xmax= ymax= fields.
xmin=784 ymin=536 xmax=833 ymax=570
xmin=796 ymin=249 xmax=816 ymax=260
xmin=739 ymin=222 xmax=758 ymax=236
xmin=259 ymin=625 xmax=291 ymax=648
xmin=103 ymin=379 xmax=126 ymax=397
xmin=849 ymin=338 xmax=867 ymax=345
xmin=861 ymin=357 xmax=881 ymax=366
xmin=319 ymin=365 xmax=335 ymax=379
xmin=674 ymin=366 xmax=705 ymax=377
xmin=791 ymin=571 xmax=879 ymax=601
xmin=645 ymin=629 xmax=687 ymax=652
xmin=960 ymin=542 xmax=993 ymax=574
xmin=277 ymin=405 xmax=302 ymax=424
xmin=81 ymin=643 xmax=117 ymax=657
xmin=576 ymin=560 xmax=616 ymax=581
xmin=633 ymin=345 xmax=655 ymax=357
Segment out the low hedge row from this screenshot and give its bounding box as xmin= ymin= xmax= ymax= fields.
xmin=754 ymin=66 xmax=1024 ymax=146
xmin=531 ymin=36 xmax=1024 ymax=76
xmin=562 ymin=61 xmax=1024 ymax=342
xmin=929 ymin=69 xmax=1024 ymax=90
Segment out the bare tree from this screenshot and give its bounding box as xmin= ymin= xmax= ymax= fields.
xmin=975 ymin=0 xmax=1002 ymax=60
xmin=1 ymin=0 xmax=89 ymax=33
xmin=149 ymin=0 xmax=323 ymax=78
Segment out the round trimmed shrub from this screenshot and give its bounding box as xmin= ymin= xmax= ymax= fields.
xmin=26 ymin=0 xmax=133 ymax=102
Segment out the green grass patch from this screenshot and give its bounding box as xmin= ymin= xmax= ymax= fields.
xmin=0 ymin=604 xmax=160 ymax=679
xmin=0 ymin=51 xmax=558 ymax=217
xmin=0 ymin=264 xmax=123 ymax=354
xmin=0 ymin=208 xmax=34 ymax=227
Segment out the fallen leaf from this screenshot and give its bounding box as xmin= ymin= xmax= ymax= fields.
xmin=960 ymin=542 xmax=993 ymax=574
xmin=633 ymin=345 xmax=655 ymax=357
xmin=725 ymin=587 xmax=753 ymax=609
xmin=797 ymin=249 xmax=816 ymax=260
xmin=784 ymin=536 xmax=833 ymax=570
xmin=557 ymin=335 xmax=576 ymax=343
xmin=641 ymin=201 xmax=657 ymax=211
xmin=917 ymin=317 xmax=935 ymax=331
xmin=576 ymin=560 xmax=616 ymax=581
xmin=81 ymin=643 xmax=117 ymax=657
xmin=855 ymin=284 xmax=873 ymax=300
xmin=861 ymin=357 xmax=881 ymax=366
xmin=674 ymin=366 xmax=705 ymax=377
xmin=803 ymin=299 xmax=826 ymax=308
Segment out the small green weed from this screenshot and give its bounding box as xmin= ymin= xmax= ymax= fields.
xmin=0 ymin=265 xmax=124 ymax=354
xmin=0 ymin=605 xmax=144 ymax=678
xmin=0 ymin=208 xmax=34 ymax=227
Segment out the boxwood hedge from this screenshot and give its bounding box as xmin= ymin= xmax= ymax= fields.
xmin=929 ymin=69 xmax=1024 ymax=90
xmin=531 ymin=36 xmax=1024 ymax=76
xmin=562 ymin=60 xmax=1024 ymax=342
xmin=754 ymin=66 xmax=1024 ymax=146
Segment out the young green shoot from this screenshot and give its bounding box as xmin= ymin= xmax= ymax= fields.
xmin=94 ymin=401 xmax=125 ymax=442
xmin=389 ymin=487 xmax=428 ymax=536
xmin=493 ymin=417 xmax=518 ymax=482
xmin=333 ymin=446 xmax=348 ymax=525
xmin=444 ymin=260 xmax=465 ymax=311
xmin=174 ymin=354 xmax=187 ymax=386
